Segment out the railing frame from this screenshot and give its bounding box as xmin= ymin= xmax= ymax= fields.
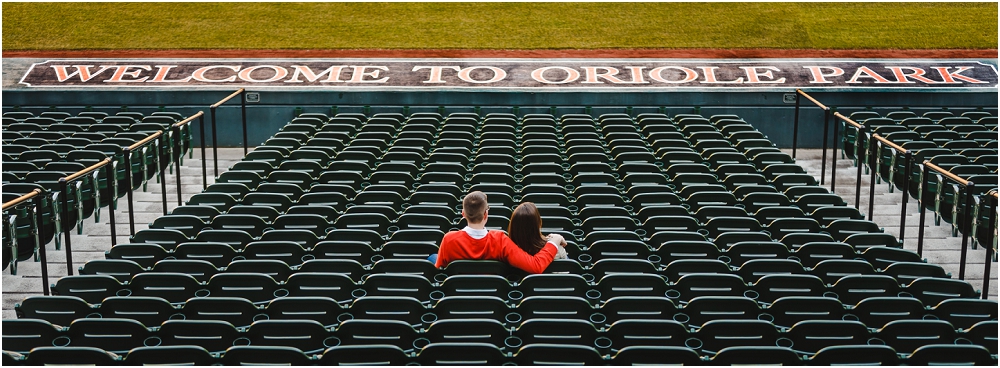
xmin=58 ymin=158 xmax=113 ymax=275
xmin=172 ymin=112 xmax=204 ymax=204
xmin=833 ymin=113 xmax=866 ymax=211
xmin=920 ymin=161 xmax=978 ymax=280
xmin=209 ymin=88 xmax=248 ymax=177
xmin=2 ymin=189 xmax=50 ymax=294
xmin=870 ymin=133 xmax=911 ymax=246
xmin=982 ymin=191 xmax=997 ymax=300
xmin=123 ymin=131 xmax=164 ymax=236
xmin=793 ymin=90 xmax=834 ymax=187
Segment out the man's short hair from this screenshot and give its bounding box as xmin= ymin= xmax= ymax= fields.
xmin=463 ymin=191 xmax=488 ymax=224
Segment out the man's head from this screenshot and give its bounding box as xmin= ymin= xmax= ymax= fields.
xmin=461 ymin=191 xmax=489 ymax=225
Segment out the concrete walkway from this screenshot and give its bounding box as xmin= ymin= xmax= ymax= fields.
xmin=3 ymin=147 xmax=994 ymax=320
xmin=789 ymin=148 xmax=997 ymax=300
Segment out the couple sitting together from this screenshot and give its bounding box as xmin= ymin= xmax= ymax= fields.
xmin=431 ymin=191 xmax=569 ymax=273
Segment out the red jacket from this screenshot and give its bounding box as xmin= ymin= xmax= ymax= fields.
xmin=435 ymin=230 xmax=558 ymax=274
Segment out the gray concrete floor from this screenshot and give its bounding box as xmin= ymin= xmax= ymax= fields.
xmin=2 ymin=148 xmax=243 ymax=318
xmin=785 ymin=148 xmax=997 ymax=300
xmin=3 ymin=147 xmax=995 ymax=320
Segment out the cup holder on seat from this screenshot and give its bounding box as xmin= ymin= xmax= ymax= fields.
xmin=505 ymin=312 xmax=523 ymax=325
xmin=51 ymin=336 xmax=71 ymax=347
xmin=775 ymin=337 xmax=793 ymax=348
xmin=507 ymin=290 xmax=524 ymax=301
xmin=684 ymin=337 xmax=703 ymax=350
xmin=143 ymin=336 xmax=162 ymax=347
xmin=273 ymin=289 xmax=290 ymax=298
xmin=504 ymin=336 xmax=523 ymax=349
xmin=351 ymin=288 xmax=367 ymax=299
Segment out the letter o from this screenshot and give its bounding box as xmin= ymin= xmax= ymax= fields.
xmin=531 ymin=66 xmax=581 ymax=84
xmin=457 ymin=66 xmax=507 ymax=84
xmin=649 ymin=66 xmax=699 ymax=84
xmin=238 ymin=65 xmax=289 ymax=83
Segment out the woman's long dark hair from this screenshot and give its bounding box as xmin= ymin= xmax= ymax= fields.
xmin=508 ymin=202 xmax=548 ymax=255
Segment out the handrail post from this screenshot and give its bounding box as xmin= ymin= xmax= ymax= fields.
xmin=34 ymin=194 xmax=50 ymax=295
xmin=831 ymin=108 xmax=839 ymax=193
xmin=898 ymin=151 xmax=912 ymax=245
xmin=241 ymin=90 xmax=249 ymax=156
xmin=854 ymin=126 xmax=866 ymax=209
xmin=210 ymin=106 xmax=219 ymax=177
xmin=983 ymin=195 xmax=996 ymax=299
xmin=959 ymin=181 xmax=975 ymax=280
xmin=792 ymin=91 xmax=801 ymax=159
xmin=867 ymin=136 xmax=877 ymax=221
xmin=58 ymin=178 xmax=74 ymax=275
xmin=199 ymin=114 xmax=207 ymax=190
xmin=159 ymin=136 xmax=168 ymax=216
xmin=820 ymin=108 xmax=830 ymax=186
xmin=124 ymin=147 xmax=136 ymax=236
xmin=917 ymin=162 xmax=930 ymax=257
xmin=106 ymin=163 xmax=117 ymax=247
xmin=173 ymin=124 xmax=183 ymax=206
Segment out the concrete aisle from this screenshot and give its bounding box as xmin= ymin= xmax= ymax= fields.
xmin=788 ymin=148 xmax=997 ymax=300
xmin=2 ymin=148 xmax=245 ymax=318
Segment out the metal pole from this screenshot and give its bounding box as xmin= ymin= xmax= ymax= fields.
xmin=917 ymin=164 xmax=929 ymax=257
xmin=199 ymin=114 xmax=207 ymax=190
xmin=160 ymin=139 xmax=168 ymax=216
xmin=124 ymin=147 xmax=136 ymax=236
xmin=867 ymin=137 xmax=877 ymax=222
xmin=983 ymin=196 xmax=996 ymax=300
xmin=241 ymin=90 xmax=249 ymax=156
xmin=792 ymin=93 xmax=800 ymax=159
xmin=210 ymin=107 xmax=219 ymax=177
xmin=831 ymin=111 xmax=839 ymax=193
xmin=959 ymin=181 xmax=975 ymax=280
xmin=898 ymin=151 xmax=912 ymax=245
xmin=820 ymin=109 xmax=830 ymax=186
xmin=854 ymin=127 xmax=865 ymax=209
xmin=58 ymin=179 xmax=74 ymax=275
xmin=106 ymin=163 xmax=117 ymax=247
xmin=173 ymin=125 xmax=183 ymax=206
xmin=34 ymin=195 xmax=49 ymax=295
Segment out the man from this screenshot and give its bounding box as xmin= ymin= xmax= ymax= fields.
xmin=433 ymin=191 xmax=565 ymax=273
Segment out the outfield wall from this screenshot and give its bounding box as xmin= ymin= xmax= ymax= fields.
xmin=4 ymin=58 xmax=997 ymax=148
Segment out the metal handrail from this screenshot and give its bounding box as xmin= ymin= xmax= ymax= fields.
xmin=923 ymin=160 xmax=970 ymax=186
xmin=1 ymin=188 xmax=50 ymax=294
xmin=173 ymin=111 xmax=204 ymax=128
xmin=870 ymin=133 xmax=907 ymax=154
xmin=833 ymin=111 xmax=863 ymax=129
xmin=210 ymin=88 xmax=245 ymax=109
xmin=209 ymin=88 xmax=250 ymax=172
xmin=796 ymin=89 xmax=829 ymax=110
xmin=62 ymin=158 xmax=111 ymax=183
xmin=171 ymin=111 xmax=204 ymax=202
xmin=127 ymin=130 xmax=163 ymax=151
xmin=1 ymin=189 xmax=43 ymax=211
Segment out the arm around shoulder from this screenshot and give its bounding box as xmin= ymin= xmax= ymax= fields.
xmin=498 ymin=233 xmax=557 ymax=274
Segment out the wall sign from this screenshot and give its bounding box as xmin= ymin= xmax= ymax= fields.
xmin=17 ymin=59 xmax=998 ymax=89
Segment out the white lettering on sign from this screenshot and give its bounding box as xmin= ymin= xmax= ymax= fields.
xmin=286 ymin=65 xmax=349 ymax=83
xmin=531 ymin=66 xmax=581 ymax=84
xmin=456 ymin=66 xmax=507 ymax=84
xmin=803 ymin=66 xmax=845 ymax=84
xmin=18 ymin=60 xmax=998 ymax=88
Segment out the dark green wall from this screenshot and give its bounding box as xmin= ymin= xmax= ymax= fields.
xmin=3 ymin=90 xmax=997 ymax=148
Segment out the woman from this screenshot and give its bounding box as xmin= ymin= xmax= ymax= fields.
xmin=508 ymin=202 xmax=568 ymax=259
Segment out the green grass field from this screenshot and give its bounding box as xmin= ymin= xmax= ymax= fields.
xmin=3 ymin=2 xmax=997 ymax=50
